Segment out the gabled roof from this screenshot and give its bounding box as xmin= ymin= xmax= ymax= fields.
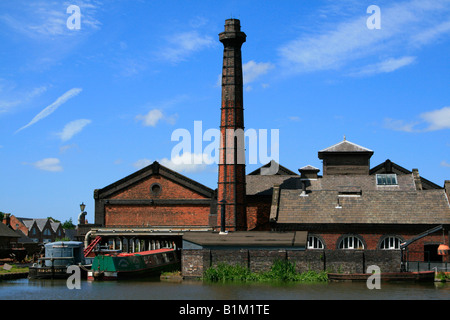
xmin=299 ymin=165 xmax=320 ymax=172
xmin=370 ymin=159 xmax=442 ymax=190
xmin=0 ymin=223 xmax=20 ymax=238
xmin=16 ymin=217 xmax=59 ymax=232
xmin=248 ymin=160 xmax=298 ymax=176
xmin=273 ymin=189 xmax=450 ymax=225
xmin=318 ymin=139 xmax=374 ymax=155
xmin=95 ymin=161 xmax=215 ymax=199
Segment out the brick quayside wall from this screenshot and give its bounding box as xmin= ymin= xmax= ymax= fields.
xmin=181 ymin=249 xmax=401 ymax=278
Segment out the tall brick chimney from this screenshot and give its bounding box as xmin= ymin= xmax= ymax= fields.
xmin=217 ymin=19 xmax=247 ymax=231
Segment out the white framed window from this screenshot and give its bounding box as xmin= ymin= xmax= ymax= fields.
xmin=339 ymin=236 xmax=364 ymax=250
xmin=380 ymin=236 xmax=402 ymax=250
xmin=307 ymin=236 xmax=324 ymax=249
xmin=376 ymin=174 xmax=398 ymax=185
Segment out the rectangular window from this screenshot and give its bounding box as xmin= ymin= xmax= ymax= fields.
xmin=376 ymin=174 xmax=398 ymax=185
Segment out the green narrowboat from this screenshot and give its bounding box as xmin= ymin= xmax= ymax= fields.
xmin=88 ymin=248 xmax=179 ymax=280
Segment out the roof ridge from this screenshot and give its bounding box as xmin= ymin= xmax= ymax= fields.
xmin=319 ymin=139 xmax=373 ymax=153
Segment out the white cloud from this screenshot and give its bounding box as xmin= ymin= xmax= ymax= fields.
xmin=384 ymin=118 xmax=419 ymax=132
xmin=350 ymin=56 xmax=416 ymax=77
xmin=441 ymin=160 xmax=450 ymax=168
xmin=0 ymin=1 xmax=101 ymax=39
xmin=27 ymin=158 xmax=63 ymax=172
xmin=160 ymin=152 xmax=214 ymax=173
xmin=135 ymin=109 xmax=164 ymax=127
xmin=0 ymin=85 xmax=48 ymax=114
xmin=420 ymin=106 xmax=450 ymax=131
xmin=412 ymin=20 xmax=450 ymax=46
xmin=384 ymin=106 xmax=450 ymax=132
xmin=277 ymin=0 xmax=450 ymax=75
xmin=16 ymin=88 xmax=82 ymax=133
xmin=58 ymin=119 xmax=92 ymax=141
xmin=135 ymin=97 xmax=184 ymax=127
xmin=243 ymin=61 xmax=274 ymax=84
xmin=132 ymin=159 xmax=153 ymax=170
xmin=158 ymin=31 xmax=215 ymax=63
xmin=216 ymin=61 xmax=273 ymax=89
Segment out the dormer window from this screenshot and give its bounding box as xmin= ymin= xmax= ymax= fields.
xmin=376 ymin=174 xmax=398 ymax=186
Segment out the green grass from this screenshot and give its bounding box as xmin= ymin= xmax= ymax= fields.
xmin=0 ymin=264 xmax=29 ymax=274
xmin=203 ymin=260 xmax=328 ymax=283
xmin=435 ymin=272 xmax=450 ymax=282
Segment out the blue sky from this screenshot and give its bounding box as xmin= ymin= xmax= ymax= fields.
xmin=1 ymin=0 xmax=449 ymax=223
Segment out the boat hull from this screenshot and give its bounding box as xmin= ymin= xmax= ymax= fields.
xmin=28 ymin=265 xmax=89 ymax=280
xmin=328 ymin=271 xmax=435 ymax=282
xmin=88 ymin=248 xmax=180 ymax=280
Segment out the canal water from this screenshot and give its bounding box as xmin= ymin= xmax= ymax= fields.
xmin=1 ymin=277 xmax=450 ymax=300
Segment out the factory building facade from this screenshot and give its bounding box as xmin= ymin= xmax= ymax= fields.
xmin=82 ymin=19 xmax=450 ymax=274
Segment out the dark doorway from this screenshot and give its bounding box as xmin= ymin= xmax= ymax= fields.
xmin=424 ymin=244 xmax=442 ymax=262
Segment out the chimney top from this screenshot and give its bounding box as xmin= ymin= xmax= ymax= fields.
xmin=224 ymin=19 xmax=241 ymax=31
xmin=220 ymin=19 xmax=246 ymax=45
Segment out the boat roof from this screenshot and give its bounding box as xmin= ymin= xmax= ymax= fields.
xmin=116 ymin=248 xmax=174 ymax=257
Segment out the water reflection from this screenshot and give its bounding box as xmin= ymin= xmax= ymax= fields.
xmin=1 ymin=278 xmax=450 ymax=300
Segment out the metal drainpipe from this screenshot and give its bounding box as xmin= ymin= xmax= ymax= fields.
xmin=84 ymin=230 xmax=92 ymax=248
xmin=220 ymin=200 xmax=226 ymax=233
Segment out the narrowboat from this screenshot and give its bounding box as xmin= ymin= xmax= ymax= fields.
xmin=327 ymin=271 xmax=436 ymax=282
xmin=28 ymin=241 xmax=89 ymax=279
xmin=88 ymin=248 xmax=180 ymax=280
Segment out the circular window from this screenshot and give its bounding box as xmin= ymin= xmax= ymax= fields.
xmin=150 ymin=183 xmax=161 ymax=196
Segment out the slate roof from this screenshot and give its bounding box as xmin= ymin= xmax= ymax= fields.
xmin=318 ymin=139 xmax=374 ymax=153
xmin=248 ymin=160 xmax=298 ymax=176
xmin=0 ymin=223 xmax=20 ymax=238
xmin=268 ymin=156 xmax=450 ymax=226
xmin=273 ymin=189 xmax=450 ymax=225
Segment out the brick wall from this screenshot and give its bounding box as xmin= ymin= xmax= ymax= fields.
xmin=181 ymin=248 xmax=402 ymax=278
xmin=109 ymin=176 xmax=208 ymax=200
xmin=104 ymin=204 xmax=211 ymax=227
xmin=246 ymin=197 xmax=271 ymax=231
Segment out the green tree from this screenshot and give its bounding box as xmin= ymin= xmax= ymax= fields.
xmin=62 ymin=218 xmax=76 ymax=229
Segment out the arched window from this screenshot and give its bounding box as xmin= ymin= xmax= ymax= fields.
xmin=307 ymin=235 xmax=324 ymax=249
xmin=338 ymin=236 xmax=364 ymax=250
xmin=380 ymin=236 xmax=402 ymax=250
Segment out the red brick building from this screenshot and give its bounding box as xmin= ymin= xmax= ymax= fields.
xmin=85 ymin=19 xmax=450 ymax=272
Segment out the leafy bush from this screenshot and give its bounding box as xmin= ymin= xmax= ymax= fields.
xmin=203 ymin=259 xmax=328 ymax=283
